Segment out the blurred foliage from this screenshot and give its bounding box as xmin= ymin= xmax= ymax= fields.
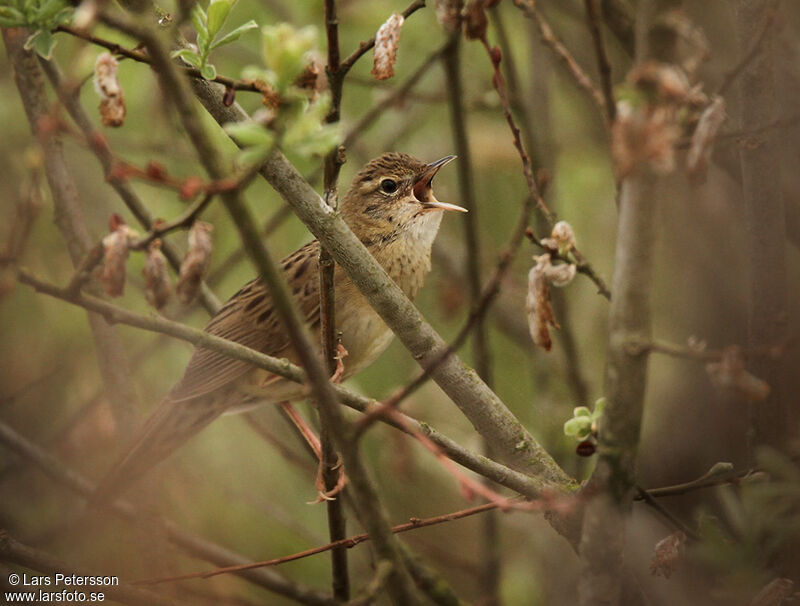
xmin=1 ymin=0 xmax=800 ymax=605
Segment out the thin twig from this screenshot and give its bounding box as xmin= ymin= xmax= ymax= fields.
xmin=635 ymin=486 xmax=699 ymax=541
xmin=134 ymin=502 xmax=504 ymax=586
xmin=583 ymin=0 xmax=616 ymax=123
xmin=443 ymin=31 xmax=501 ymax=602
xmin=512 ymin=0 xmax=607 ymax=116
xmin=17 ymin=269 xmax=553 ymax=500
xmin=320 ymin=2 xmax=350 ymax=599
xmin=56 ymin=25 xmax=263 ymax=93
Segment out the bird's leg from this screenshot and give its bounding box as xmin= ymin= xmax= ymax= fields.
xmin=278 ymin=401 xmax=348 ymax=502
xmin=279 ymin=401 xmax=322 ymax=459
xmin=330 ymin=342 xmax=349 ymax=383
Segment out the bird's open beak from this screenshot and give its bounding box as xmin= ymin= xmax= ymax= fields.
xmin=413 ymin=155 xmax=468 ymax=213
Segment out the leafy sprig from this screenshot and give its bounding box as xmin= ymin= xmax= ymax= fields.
xmin=0 ymin=0 xmax=73 ymax=59
xmin=172 ymin=0 xmax=257 ymax=80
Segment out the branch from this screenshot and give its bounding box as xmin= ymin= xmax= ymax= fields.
xmin=321 ymin=0 xmax=349 ymax=599
xmin=512 ymin=0 xmax=607 ymax=117
xmin=578 ymin=1 xmax=678 ymax=602
xmin=0 ymin=420 xmax=335 ymax=605
xmin=187 ymin=70 xmax=579 ymax=536
xmin=134 ymin=502 xmax=501 ymax=586
xmin=16 ymin=269 xmax=552 ymax=500
xmin=583 ymin=0 xmax=617 ymax=123
xmin=55 ymin=25 xmax=263 ymax=93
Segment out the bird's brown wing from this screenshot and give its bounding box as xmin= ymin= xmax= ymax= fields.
xmin=169 ymin=240 xmax=322 ymax=402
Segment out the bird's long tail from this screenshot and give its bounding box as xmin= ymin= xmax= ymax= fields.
xmin=91 ymin=391 xmax=229 ymax=505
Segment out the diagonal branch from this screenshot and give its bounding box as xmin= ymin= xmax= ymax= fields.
xmin=186 ymin=80 xmax=581 ymax=547
xmin=16 ymin=268 xmax=552 ymax=499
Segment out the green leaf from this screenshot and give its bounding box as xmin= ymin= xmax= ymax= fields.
xmin=572 ymin=406 xmax=592 ymax=418
xmin=0 ymin=6 xmax=25 ymax=26
xmin=35 ymin=0 xmax=64 ymax=21
xmin=224 ymin=122 xmax=274 ymax=147
xmin=236 ymin=145 xmax=272 ymax=167
xmin=564 ymin=417 xmax=591 ymax=439
xmin=206 ymin=0 xmax=231 ymax=40
xmin=593 ymin=397 xmax=607 ymax=412
xmin=191 ymin=5 xmax=208 ymax=50
xmin=25 ymin=29 xmax=56 ymax=59
xmin=200 ymin=62 xmax=217 ymax=80
xmin=172 ymin=48 xmax=203 ymax=68
xmin=210 ymin=19 xmax=258 ymax=50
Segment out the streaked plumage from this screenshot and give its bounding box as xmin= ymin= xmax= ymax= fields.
xmin=93 ymin=152 xmax=463 ymax=501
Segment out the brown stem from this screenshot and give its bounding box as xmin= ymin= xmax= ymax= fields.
xmin=56 ymin=24 xmax=263 ymax=93
xmin=443 ymin=32 xmax=500 ymax=603
xmin=584 ymin=0 xmax=617 ymax=123
xmin=512 ymin=0 xmax=607 ymax=116
xmin=101 ymin=11 xmax=420 ymax=601
xmin=133 ymin=502 xmax=502 ymax=586
xmin=578 ymin=2 xmax=678 ymax=602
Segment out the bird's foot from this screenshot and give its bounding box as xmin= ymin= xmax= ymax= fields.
xmin=330 ymin=343 xmax=349 ymax=383
xmin=310 ymin=455 xmax=348 ymax=504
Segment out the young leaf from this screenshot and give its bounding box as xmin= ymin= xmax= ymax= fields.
xmin=191 ymin=5 xmax=209 ymax=51
xmin=25 ymin=29 xmax=56 ymax=60
xmin=224 ymin=122 xmax=275 ymax=147
xmin=564 ymin=417 xmax=592 ymax=440
xmin=206 ymin=0 xmax=232 ymax=40
xmin=200 ymin=63 xmax=217 ymax=80
xmin=210 ymin=19 xmax=258 ymax=50
xmin=172 ymin=48 xmax=203 ymax=68
xmin=0 ymin=6 xmax=25 ymax=26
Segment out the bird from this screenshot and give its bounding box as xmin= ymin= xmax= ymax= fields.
xmin=93 ymin=152 xmax=466 ymax=502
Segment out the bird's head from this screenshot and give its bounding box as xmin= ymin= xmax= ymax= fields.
xmin=340 ymin=152 xmax=466 ymax=246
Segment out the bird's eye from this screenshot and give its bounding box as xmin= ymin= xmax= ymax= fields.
xmin=379 ymin=179 xmax=398 ymax=194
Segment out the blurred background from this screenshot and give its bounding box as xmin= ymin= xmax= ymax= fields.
xmin=1 ymin=0 xmax=800 ymax=604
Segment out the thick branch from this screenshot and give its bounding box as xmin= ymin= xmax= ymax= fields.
xmin=188 ymin=78 xmax=577 ymax=498
xmin=578 ymin=2 xmax=677 ymax=602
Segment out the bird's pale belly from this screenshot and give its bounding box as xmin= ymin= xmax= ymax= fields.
xmin=227 ymin=297 xmax=394 ymax=413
